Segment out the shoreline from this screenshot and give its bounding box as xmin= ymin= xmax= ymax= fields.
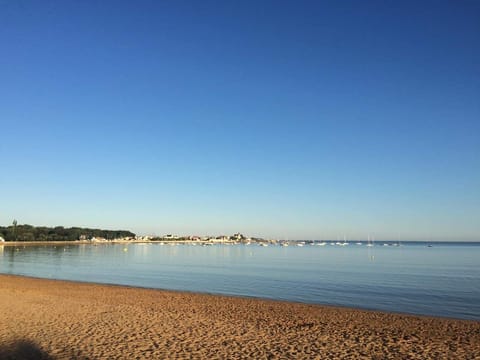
xmin=1 ymin=274 xmax=479 ymax=359
xmin=2 ymin=243 xmax=479 ymax=322
xmin=0 ymin=240 xmax=247 ymax=247
xmin=0 ymin=240 xmax=152 ymax=247
xmin=3 ymin=240 xmax=480 ymax=247
xmin=3 ymin=272 xmax=477 ymax=323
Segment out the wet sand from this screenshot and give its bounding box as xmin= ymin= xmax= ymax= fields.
xmin=0 ymin=275 xmax=479 ymax=359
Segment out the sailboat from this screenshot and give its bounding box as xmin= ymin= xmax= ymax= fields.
xmin=338 ymin=235 xmax=348 ymax=246
xmin=366 ymin=234 xmax=374 ymax=247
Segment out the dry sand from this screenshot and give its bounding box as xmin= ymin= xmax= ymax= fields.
xmin=0 ymin=275 xmax=479 ymax=359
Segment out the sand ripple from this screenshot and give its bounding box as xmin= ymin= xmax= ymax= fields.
xmin=0 ymin=275 xmax=479 ymax=359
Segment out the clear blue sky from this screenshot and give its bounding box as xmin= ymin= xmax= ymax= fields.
xmin=1 ymin=1 xmax=479 ymax=240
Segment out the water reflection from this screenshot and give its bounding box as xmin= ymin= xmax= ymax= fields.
xmin=0 ymin=243 xmax=479 ymax=320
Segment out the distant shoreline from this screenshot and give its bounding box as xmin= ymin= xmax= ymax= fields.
xmin=0 ymin=240 xmax=146 ymax=247
xmin=0 ymin=239 xmax=252 ymax=246
xmin=2 ymin=239 xmax=480 ymax=247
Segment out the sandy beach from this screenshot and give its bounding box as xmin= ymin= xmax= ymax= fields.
xmin=0 ymin=275 xmax=479 ymax=359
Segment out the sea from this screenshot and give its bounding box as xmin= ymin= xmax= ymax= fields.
xmin=1 ymin=241 xmax=479 ymax=321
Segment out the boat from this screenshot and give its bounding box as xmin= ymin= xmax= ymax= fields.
xmin=338 ymin=235 xmax=348 ymax=246
xmin=366 ymin=235 xmax=374 ymax=247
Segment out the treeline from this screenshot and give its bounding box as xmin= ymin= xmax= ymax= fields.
xmin=0 ymin=224 xmax=136 ymax=242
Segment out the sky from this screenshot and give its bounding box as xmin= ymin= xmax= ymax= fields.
xmin=1 ymin=1 xmax=479 ymax=240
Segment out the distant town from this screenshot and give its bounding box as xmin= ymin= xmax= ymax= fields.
xmin=0 ymin=223 xmax=278 ymax=246
xmin=85 ymin=232 xmax=277 ymax=246
xmin=0 ymin=223 xmax=411 ymax=247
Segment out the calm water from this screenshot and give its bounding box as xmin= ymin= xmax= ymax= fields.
xmin=1 ymin=242 xmax=479 ymax=320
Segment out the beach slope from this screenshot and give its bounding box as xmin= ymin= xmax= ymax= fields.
xmin=0 ymin=275 xmax=479 ymax=359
